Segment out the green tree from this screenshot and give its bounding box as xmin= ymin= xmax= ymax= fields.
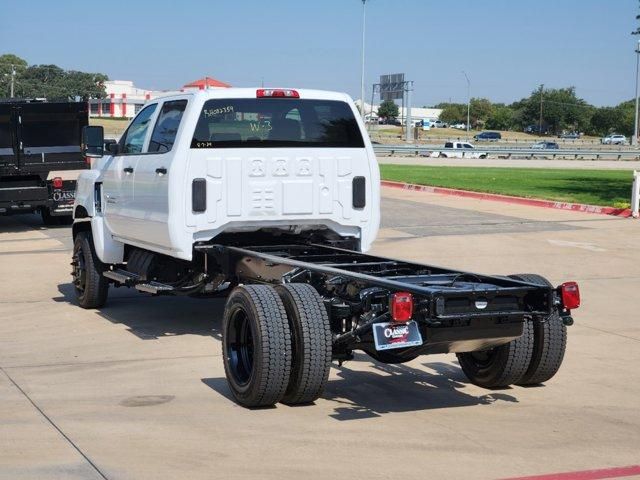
xmin=377 ymin=99 xmax=399 ymax=120
xmin=486 ymin=104 xmax=514 ymax=130
xmin=0 ymin=53 xmax=107 ymax=100
xmin=470 ymin=97 xmax=494 ymax=127
xmin=436 ymin=102 xmax=467 ymax=124
xmin=590 ymin=107 xmax=620 ymax=135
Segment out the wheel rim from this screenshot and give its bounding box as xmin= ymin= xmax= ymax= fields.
xmin=72 ymin=245 xmax=87 ymax=294
xmin=468 ymin=349 xmax=496 ymax=368
xmin=226 ymin=308 xmax=254 ymax=386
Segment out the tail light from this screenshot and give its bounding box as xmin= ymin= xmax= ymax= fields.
xmin=52 ymin=177 xmax=63 ymax=189
xmin=560 ymin=282 xmax=580 ymax=310
xmin=390 ymin=292 xmax=413 ymax=322
xmin=257 ymin=89 xmax=299 ymax=98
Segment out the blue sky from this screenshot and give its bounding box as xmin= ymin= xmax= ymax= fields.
xmin=1 ymin=0 xmax=637 ymax=106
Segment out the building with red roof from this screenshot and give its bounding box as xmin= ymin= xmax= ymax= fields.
xmin=183 ymin=76 xmax=232 ymax=90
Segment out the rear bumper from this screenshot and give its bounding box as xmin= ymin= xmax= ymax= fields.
xmin=0 ymin=180 xmax=76 ymax=215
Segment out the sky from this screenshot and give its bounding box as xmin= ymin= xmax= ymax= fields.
xmin=0 ymin=0 xmax=638 ymax=107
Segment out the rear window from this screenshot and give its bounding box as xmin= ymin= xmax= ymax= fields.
xmin=191 ymin=98 xmax=364 ymax=148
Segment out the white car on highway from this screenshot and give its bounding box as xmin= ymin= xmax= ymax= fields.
xmin=601 ymin=134 xmax=628 ymax=145
xmin=429 ymin=141 xmax=487 ymax=158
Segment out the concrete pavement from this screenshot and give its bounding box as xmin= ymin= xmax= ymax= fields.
xmin=1 ymin=189 xmax=639 ymax=480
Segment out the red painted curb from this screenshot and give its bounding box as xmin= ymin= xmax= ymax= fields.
xmin=499 ymin=464 xmax=640 ymax=480
xmin=381 ymin=180 xmax=632 ymax=218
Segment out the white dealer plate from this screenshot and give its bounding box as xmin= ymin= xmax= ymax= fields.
xmin=372 ymin=321 xmax=423 ymax=351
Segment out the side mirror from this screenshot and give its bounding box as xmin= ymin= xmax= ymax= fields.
xmin=104 ymin=139 xmax=119 ymax=155
xmin=82 ymin=126 xmax=104 ymax=158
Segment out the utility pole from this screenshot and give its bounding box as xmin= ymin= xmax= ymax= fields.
xmin=539 ymin=84 xmax=544 ymax=135
xmin=463 ymin=71 xmax=471 ymax=132
xmin=10 ymin=64 xmax=16 ymax=98
xmin=360 ymin=0 xmax=367 ymax=119
xmin=634 ymin=41 xmax=640 ymax=146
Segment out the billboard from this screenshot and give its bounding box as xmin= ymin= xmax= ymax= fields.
xmin=380 ymin=73 xmax=405 ymax=101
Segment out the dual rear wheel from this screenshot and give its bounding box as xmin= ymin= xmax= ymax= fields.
xmin=456 ymin=273 xmax=567 ymax=388
xmin=222 ymin=284 xmax=332 ymax=408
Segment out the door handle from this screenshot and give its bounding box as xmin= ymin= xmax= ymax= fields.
xmin=123 ymin=166 xmax=134 ymax=174
xmin=155 ymin=167 xmax=167 ymax=175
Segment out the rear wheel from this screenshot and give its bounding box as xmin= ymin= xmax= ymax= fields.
xmin=509 ymin=274 xmax=567 ymax=385
xmin=275 ymin=284 xmax=332 ymax=405
xmin=222 ymin=285 xmax=292 ymax=407
xmin=71 ymin=231 xmax=109 ymax=309
xmin=457 ymin=320 xmax=534 ymax=388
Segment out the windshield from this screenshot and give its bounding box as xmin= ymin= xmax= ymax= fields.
xmin=191 ymin=98 xmax=364 ymax=148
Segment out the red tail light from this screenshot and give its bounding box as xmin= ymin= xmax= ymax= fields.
xmin=561 ymin=282 xmax=580 ymax=310
xmin=52 ymin=177 xmax=63 ymax=189
xmin=391 ymin=292 xmax=413 ymax=322
xmin=256 ymin=89 xmax=299 ymax=98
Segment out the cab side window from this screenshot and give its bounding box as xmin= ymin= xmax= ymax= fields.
xmin=119 ymin=104 xmax=157 ymax=154
xmin=148 ymin=100 xmax=188 ymax=153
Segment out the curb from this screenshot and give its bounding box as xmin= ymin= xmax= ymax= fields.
xmin=381 ymin=180 xmax=633 ymax=218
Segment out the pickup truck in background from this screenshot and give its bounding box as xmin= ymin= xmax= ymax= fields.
xmin=0 ymin=100 xmax=89 ymax=224
xmin=429 ymin=141 xmax=488 ymax=158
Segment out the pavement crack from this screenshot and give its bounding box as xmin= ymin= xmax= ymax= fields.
xmin=0 ymin=366 xmax=110 ymax=480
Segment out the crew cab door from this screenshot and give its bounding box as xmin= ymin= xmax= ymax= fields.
xmin=102 ymin=103 xmax=157 ymax=240
xmin=125 ymin=99 xmax=187 ymax=248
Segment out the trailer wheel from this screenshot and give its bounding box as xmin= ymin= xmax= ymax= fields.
xmin=275 ymin=284 xmax=332 ymax=405
xmin=222 ymin=285 xmax=292 ymax=408
xmin=456 ymin=320 xmax=534 ymax=388
xmin=509 ymin=274 xmax=567 ymax=385
xmin=71 ymin=231 xmax=109 ymax=309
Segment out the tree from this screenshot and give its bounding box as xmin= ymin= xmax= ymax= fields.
xmin=377 ymin=99 xmax=399 ymax=120
xmin=486 ymin=105 xmax=514 ymax=130
xmin=590 ymin=107 xmax=620 ymax=135
xmin=470 ymin=97 xmax=494 ymax=127
xmin=0 ymin=53 xmax=107 ymax=100
xmin=436 ymin=102 xmax=467 ymax=124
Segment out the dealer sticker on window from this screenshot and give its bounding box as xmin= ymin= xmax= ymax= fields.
xmin=372 ymin=321 xmax=423 ymax=351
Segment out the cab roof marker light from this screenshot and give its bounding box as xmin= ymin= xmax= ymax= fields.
xmin=256 ymin=89 xmax=300 ymax=98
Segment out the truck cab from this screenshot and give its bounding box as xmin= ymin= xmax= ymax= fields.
xmin=76 ymin=88 xmax=380 ymax=263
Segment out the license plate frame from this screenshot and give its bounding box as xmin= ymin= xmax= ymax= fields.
xmin=372 ymin=320 xmax=423 ymax=351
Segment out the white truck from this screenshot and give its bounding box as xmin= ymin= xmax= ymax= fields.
xmin=429 ymin=141 xmax=487 ymax=158
xmin=73 ymin=88 xmax=579 ymax=408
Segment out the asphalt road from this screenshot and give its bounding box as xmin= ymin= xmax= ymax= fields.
xmin=1 ymin=189 xmax=639 ymax=480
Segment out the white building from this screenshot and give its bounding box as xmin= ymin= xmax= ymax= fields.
xmin=89 ymin=77 xmax=231 ymax=118
xmin=355 ymin=100 xmax=442 ymax=125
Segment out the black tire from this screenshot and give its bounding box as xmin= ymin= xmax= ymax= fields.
xmin=41 ymin=207 xmax=60 ymax=226
xmin=457 ymin=320 xmax=534 ymax=388
xmin=275 ymin=284 xmax=332 ymax=404
xmin=222 ymin=285 xmax=292 ymax=407
xmin=439 ymin=153 xmax=448 ymax=158
xmin=509 ymin=274 xmax=567 ymax=385
xmin=71 ymin=231 xmax=109 ymax=309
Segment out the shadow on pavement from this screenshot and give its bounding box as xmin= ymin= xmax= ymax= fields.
xmin=55 ymin=282 xmax=224 ymax=340
xmin=322 ymin=355 xmax=518 ymax=420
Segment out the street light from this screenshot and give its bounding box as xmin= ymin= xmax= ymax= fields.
xmin=360 ymin=0 xmax=367 ymax=119
xmin=462 ymin=71 xmax=470 ymax=132
xmin=634 ymin=40 xmax=640 ymax=147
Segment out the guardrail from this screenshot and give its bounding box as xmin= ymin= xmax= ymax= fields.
xmin=373 ymin=144 xmax=640 ymax=160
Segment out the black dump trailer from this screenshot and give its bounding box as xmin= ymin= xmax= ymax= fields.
xmin=0 ymin=101 xmax=88 ymax=224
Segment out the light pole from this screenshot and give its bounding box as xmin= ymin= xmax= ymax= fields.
xmin=360 ymin=0 xmax=367 ymax=119
xmin=634 ymin=40 xmax=640 ymax=147
xmin=462 ymin=71 xmax=470 ymax=132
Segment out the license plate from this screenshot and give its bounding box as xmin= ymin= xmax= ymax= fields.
xmin=52 ymin=190 xmax=75 ymax=204
xmin=372 ymin=320 xmax=423 ymax=351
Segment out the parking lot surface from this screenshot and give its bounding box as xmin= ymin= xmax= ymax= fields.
xmin=1 ymin=188 xmax=639 ymax=480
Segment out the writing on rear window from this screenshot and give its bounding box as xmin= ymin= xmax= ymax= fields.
xmin=191 ymin=99 xmax=364 ymax=148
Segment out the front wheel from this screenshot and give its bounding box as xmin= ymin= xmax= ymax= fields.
xmin=71 ymin=231 xmax=109 ymax=309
